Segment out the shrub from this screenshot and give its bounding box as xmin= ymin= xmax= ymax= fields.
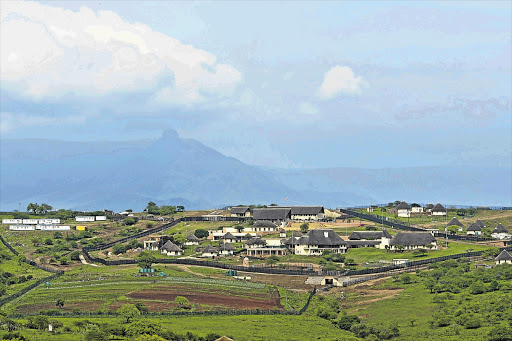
xmin=123 ymin=217 xmax=136 ymax=226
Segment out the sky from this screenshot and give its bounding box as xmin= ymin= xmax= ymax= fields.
xmin=1 ymin=1 xmax=511 ymax=169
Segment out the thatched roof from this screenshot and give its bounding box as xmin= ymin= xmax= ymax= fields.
xmin=297 ymin=229 xmax=347 ymax=246
xmin=347 ymin=240 xmax=381 ymax=246
xmin=218 ymin=243 xmax=236 ymax=251
xmin=446 ymin=217 xmax=463 ymax=227
xmin=230 ymin=206 xmax=251 ymax=214
xmin=425 ymin=204 xmax=434 ymax=209
xmin=253 ymin=208 xmax=291 ymax=220
xmin=252 ymin=220 xmax=277 ymax=228
xmin=492 ymin=224 xmax=509 ymax=234
xmin=246 ymin=237 xmax=267 ymax=246
xmin=161 ymin=241 xmax=182 ymax=253
xmin=475 ymin=220 xmax=486 ymax=228
xmin=495 ymin=250 xmax=512 ymax=261
xmin=349 ymin=230 xmax=392 ymax=240
xmin=396 ymin=201 xmax=411 ymax=210
xmin=467 ymin=223 xmax=482 ymax=231
xmin=186 ymin=233 xmax=200 ymax=241
xmin=290 ymin=206 xmax=324 ymax=215
xmin=222 ymin=232 xmax=237 ymax=240
xmin=291 ymin=231 xmax=303 ymax=238
xmin=202 ymin=245 xmax=218 ymax=254
xmin=431 ymin=203 xmax=446 ymax=212
xmin=390 ymin=232 xmax=436 ymax=246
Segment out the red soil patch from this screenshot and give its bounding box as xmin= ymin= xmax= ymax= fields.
xmin=125 ymin=290 xmax=282 ymax=311
xmin=15 ymin=300 xmax=105 ymax=314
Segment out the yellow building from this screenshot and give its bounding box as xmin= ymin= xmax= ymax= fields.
xmin=76 ymin=225 xmax=87 ymax=231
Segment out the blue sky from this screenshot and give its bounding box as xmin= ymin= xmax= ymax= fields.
xmin=1 ymin=1 xmax=510 ymax=169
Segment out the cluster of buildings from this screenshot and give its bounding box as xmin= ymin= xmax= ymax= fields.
xmin=2 ymin=218 xmax=71 ymax=231
xmin=230 ymin=206 xmax=326 ymax=223
xmin=390 ymin=202 xmax=447 ymax=218
xmin=446 ymin=217 xmax=511 ymax=239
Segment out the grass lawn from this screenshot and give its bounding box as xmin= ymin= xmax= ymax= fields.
xmin=348 ymin=241 xmax=492 ymax=266
xmin=2 ymin=315 xmax=359 ymax=341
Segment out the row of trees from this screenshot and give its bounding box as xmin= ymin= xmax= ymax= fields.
xmin=145 ymin=202 xmax=185 ymax=215
xmin=26 ymin=203 xmax=52 ymax=214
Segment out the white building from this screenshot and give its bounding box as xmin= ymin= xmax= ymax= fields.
xmin=431 ymin=203 xmax=447 ymax=216
xmin=160 ymin=241 xmax=183 ymax=256
xmin=76 ymin=216 xmax=95 ymax=222
xmin=396 ymin=202 xmax=411 ymax=218
xmin=9 ymin=225 xmax=35 ymax=231
xmin=491 ymin=224 xmax=511 ymax=240
xmin=466 ymin=223 xmax=482 ymax=236
xmin=95 ymin=216 xmax=107 ymax=221
xmin=347 ymin=230 xmax=392 ymax=249
xmin=495 ymin=250 xmax=512 ymax=265
xmin=2 ymin=219 xmax=22 ymax=224
xmin=22 ymin=219 xmax=39 ymax=224
xmin=294 ymin=229 xmax=348 ymax=256
xmin=389 ymin=232 xmax=438 ymax=251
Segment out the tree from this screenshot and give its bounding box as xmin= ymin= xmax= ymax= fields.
xmin=300 ymin=223 xmax=309 ymax=234
xmin=146 ymin=202 xmax=159 ymax=215
xmin=413 ymin=249 xmax=427 ymax=257
xmin=70 ymin=251 xmax=81 ymax=261
xmin=59 ymin=256 xmax=69 ymax=265
xmin=135 ymin=302 xmax=149 ymax=314
xmin=132 ymin=335 xmax=167 ymax=341
xmin=194 ymin=229 xmax=209 ymax=239
xmin=27 ymin=203 xmax=38 ymax=214
xmin=176 ymin=205 xmax=185 ymax=212
xmin=37 ymin=203 xmax=52 ymax=214
xmin=123 ymin=217 xmax=136 ymax=226
xmin=117 ymin=304 xmax=140 ymax=323
xmin=137 ymin=252 xmax=156 ymax=269
xmin=424 ymin=278 xmax=436 ymax=293
xmin=457 ymin=209 xmax=467 ymax=216
xmin=395 ymin=245 xmax=405 ymax=252
xmin=125 ymin=320 xmax=162 ymax=337
xmin=172 ymin=234 xmax=186 ymax=245
xmin=126 ymin=209 xmax=133 ymax=213
xmin=56 ymin=299 xmax=64 ymax=309
xmin=488 ymin=326 xmax=512 ymax=341
xmin=174 ymin=296 xmax=190 ymax=307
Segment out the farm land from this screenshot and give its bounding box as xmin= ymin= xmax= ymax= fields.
xmin=1 ymin=208 xmax=511 ymax=340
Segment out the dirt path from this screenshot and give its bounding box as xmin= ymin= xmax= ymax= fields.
xmin=342 ymin=277 xmax=404 ymax=314
xmin=79 ymin=254 xmax=100 ymax=267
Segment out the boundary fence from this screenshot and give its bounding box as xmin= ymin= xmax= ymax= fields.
xmin=0 ymin=235 xmax=64 ymax=307
xmin=339 ymin=209 xmax=493 ymax=242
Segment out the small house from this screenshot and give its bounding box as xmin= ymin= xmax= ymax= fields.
xmin=389 ymin=232 xmax=438 ymax=251
xmin=396 ymin=201 xmax=411 ymax=218
xmin=218 ymin=243 xmax=236 ymax=256
xmin=431 ymin=203 xmax=447 ymax=216
xmin=466 ymin=223 xmax=482 ymax=236
xmin=279 ymin=228 xmax=286 ymax=238
xmin=201 ymin=245 xmax=218 ymax=258
xmin=184 ymin=233 xmax=200 ymax=246
xmin=475 ymin=220 xmax=486 ymax=229
xmin=411 ymin=203 xmax=423 ymax=213
xmin=160 ymin=241 xmax=183 ymax=256
xmin=495 ymin=250 xmax=512 ymax=265
xmin=425 ymin=204 xmax=434 ymax=213
xmin=230 ymin=206 xmax=252 ymax=217
xmin=491 ymin=224 xmax=511 ymax=240
xmin=221 ymin=232 xmax=238 ymax=243
xmin=446 ymin=217 xmax=464 ymax=231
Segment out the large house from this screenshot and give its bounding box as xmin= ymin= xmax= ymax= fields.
xmin=290 ymin=206 xmax=325 ymax=221
xmin=466 ymin=223 xmax=482 ymax=236
xmin=396 ymin=201 xmax=411 ymax=218
xmin=347 ymin=230 xmax=392 ymax=249
xmin=431 ymin=203 xmax=447 ymax=216
xmin=245 ymin=237 xmax=287 ymax=257
xmin=251 ymin=220 xmax=279 ymax=233
xmin=230 ymin=206 xmax=252 ymax=217
xmin=491 ymin=224 xmax=511 ymax=240
xmin=495 ymin=250 xmax=512 ymax=265
xmin=294 ymin=229 xmax=348 ymax=256
xmin=389 ymin=232 xmax=438 ymax=251
xmin=253 ymin=208 xmax=291 ymax=223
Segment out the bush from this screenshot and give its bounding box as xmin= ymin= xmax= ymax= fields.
xmin=194 ymin=229 xmax=209 ymax=239
xmin=70 ymin=251 xmax=81 ymax=261
xmin=123 ymin=218 xmax=136 ymax=226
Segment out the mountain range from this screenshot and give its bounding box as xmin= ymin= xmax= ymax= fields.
xmin=1 ymin=130 xmax=510 ymax=211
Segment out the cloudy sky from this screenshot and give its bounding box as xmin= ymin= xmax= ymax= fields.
xmin=1 ymin=1 xmax=511 ymax=169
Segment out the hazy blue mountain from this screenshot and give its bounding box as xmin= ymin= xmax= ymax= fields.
xmin=1 ymin=131 xmax=510 ymax=211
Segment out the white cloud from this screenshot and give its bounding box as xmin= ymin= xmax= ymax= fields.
xmin=0 ymin=2 xmax=241 ymax=104
xmin=298 ymin=102 xmax=319 ymax=115
xmin=0 ymin=112 xmax=85 ymax=133
xmin=316 ymin=66 xmax=366 ymax=99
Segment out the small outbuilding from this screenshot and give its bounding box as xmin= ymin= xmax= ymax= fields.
xmin=466 ymin=223 xmax=482 ymax=236
xmin=184 ymin=233 xmax=200 ymax=246
xmin=161 ymin=241 xmax=183 ymax=256
xmin=495 ymin=250 xmax=512 ymax=265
